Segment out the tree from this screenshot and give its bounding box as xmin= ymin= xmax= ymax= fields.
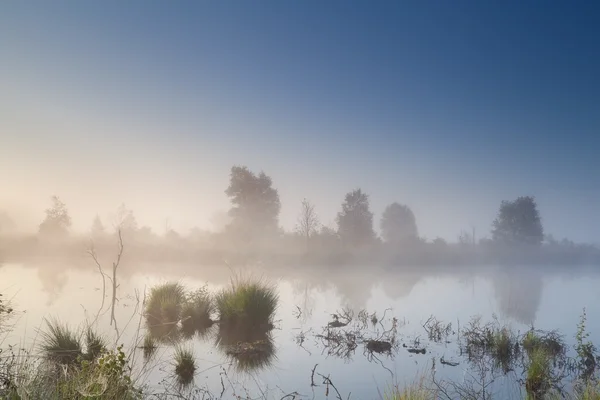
xmin=380 ymin=202 xmax=418 ymax=244
xmin=225 ymin=166 xmax=281 ymax=240
xmin=91 ymin=215 xmax=105 ymax=238
xmin=295 ymin=198 xmax=320 ymax=251
xmin=114 ymin=203 xmax=138 ymax=236
xmin=336 ymin=189 xmax=375 ymax=247
xmin=39 ymin=196 xmax=71 ymax=237
xmin=491 ymin=196 xmax=544 ymax=246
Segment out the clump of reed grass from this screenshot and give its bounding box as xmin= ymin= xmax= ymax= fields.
xmin=215 ymin=277 xmax=277 ymax=327
xmin=174 ymin=346 xmax=196 ymax=387
xmin=522 ymin=330 xmax=565 ymax=360
xmin=83 ymin=328 xmax=107 ymax=361
xmin=490 ymin=327 xmax=518 ymax=372
xmin=39 ymin=318 xmax=82 ymax=364
xmin=141 ymin=334 xmax=157 ymax=359
xmin=145 ymin=282 xmax=186 ymax=326
xmin=180 ymin=287 xmax=214 ymax=335
xmin=526 ymin=348 xmax=553 ymax=399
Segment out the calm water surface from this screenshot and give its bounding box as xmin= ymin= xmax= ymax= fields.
xmin=1 ymin=261 xmax=599 ymax=399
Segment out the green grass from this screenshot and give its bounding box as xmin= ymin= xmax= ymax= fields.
xmin=40 ymin=319 xmax=82 ymax=364
xmin=174 ymin=346 xmax=196 ymax=387
xmin=522 ymin=330 xmax=565 ymax=359
xmin=180 ymin=287 xmax=214 ymax=335
xmin=215 ymin=277 xmax=278 ymax=327
xmin=145 ymin=282 xmax=186 ymax=326
xmin=490 ymin=327 xmax=517 ymax=372
xmin=526 ymin=348 xmax=552 ymax=399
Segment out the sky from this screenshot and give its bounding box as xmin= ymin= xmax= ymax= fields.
xmin=1 ymin=1 xmax=599 ymax=242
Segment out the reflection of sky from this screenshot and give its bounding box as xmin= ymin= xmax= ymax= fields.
xmin=1 ymin=264 xmax=599 ymax=398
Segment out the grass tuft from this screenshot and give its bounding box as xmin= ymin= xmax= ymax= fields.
xmin=174 ymin=346 xmax=196 ymax=387
xmin=145 ymin=282 xmax=186 ymax=326
xmin=40 ymin=318 xmax=82 ymax=364
xmin=180 ymin=287 xmax=214 ymax=335
xmin=141 ymin=334 xmax=157 ymax=359
xmin=215 ymin=277 xmax=278 ymax=327
xmin=526 ymin=348 xmax=552 ymax=399
xmin=83 ymin=328 xmax=107 ymax=361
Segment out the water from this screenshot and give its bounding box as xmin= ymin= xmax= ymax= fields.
xmin=1 ymin=260 xmax=599 ymax=399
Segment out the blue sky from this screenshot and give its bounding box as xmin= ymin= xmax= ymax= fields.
xmin=1 ymin=1 xmax=599 ymax=241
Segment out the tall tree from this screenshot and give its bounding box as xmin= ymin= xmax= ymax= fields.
xmin=380 ymin=202 xmax=418 ymax=244
xmin=39 ymin=196 xmax=72 ymax=237
xmin=491 ymin=196 xmax=544 ymax=245
xmin=336 ymin=189 xmax=375 ymax=247
xmin=296 ymin=198 xmax=320 ymax=251
xmin=225 ymin=166 xmax=281 ymax=239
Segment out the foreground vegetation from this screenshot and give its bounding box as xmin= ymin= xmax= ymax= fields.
xmin=2 ymin=277 xmax=600 ymax=399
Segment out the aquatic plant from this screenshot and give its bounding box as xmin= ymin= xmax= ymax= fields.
xmin=575 ymin=308 xmax=598 ymax=381
xmin=180 ymin=287 xmax=214 ymax=335
xmin=40 ymin=318 xmax=82 ymax=364
xmin=489 ymin=327 xmax=518 ymax=372
xmin=526 ymin=348 xmax=552 ymax=399
xmin=522 ymin=330 xmax=565 ymax=360
xmin=174 ymin=346 xmax=196 ymax=387
xmin=145 ymin=282 xmax=186 ymax=326
xmin=141 ymin=334 xmax=157 ymax=359
xmin=215 ymin=277 xmax=277 ymax=327
xmin=83 ymin=328 xmax=107 ymax=361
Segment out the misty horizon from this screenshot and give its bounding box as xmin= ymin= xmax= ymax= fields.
xmin=1 ymin=2 xmax=599 ymax=244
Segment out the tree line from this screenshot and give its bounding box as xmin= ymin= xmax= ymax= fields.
xmin=12 ymin=165 xmax=548 ymax=251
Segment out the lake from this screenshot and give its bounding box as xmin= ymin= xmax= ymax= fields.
xmin=1 ymin=259 xmax=599 ymax=399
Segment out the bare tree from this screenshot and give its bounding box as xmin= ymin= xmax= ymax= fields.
xmin=87 ymin=228 xmax=124 ymax=335
xmin=296 ymin=198 xmax=320 ymax=252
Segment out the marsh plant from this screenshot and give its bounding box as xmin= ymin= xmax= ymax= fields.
xmin=141 ymin=334 xmax=157 ymax=360
xmin=180 ymin=287 xmax=214 ymax=335
xmin=525 ymin=348 xmax=553 ymax=399
xmin=40 ymin=319 xmax=83 ymax=365
xmin=575 ymin=309 xmax=598 ymax=381
xmin=145 ymin=282 xmax=186 ymax=326
xmin=174 ymin=346 xmax=196 ymax=387
xmin=215 ymin=277 xmax=278 ymax=328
